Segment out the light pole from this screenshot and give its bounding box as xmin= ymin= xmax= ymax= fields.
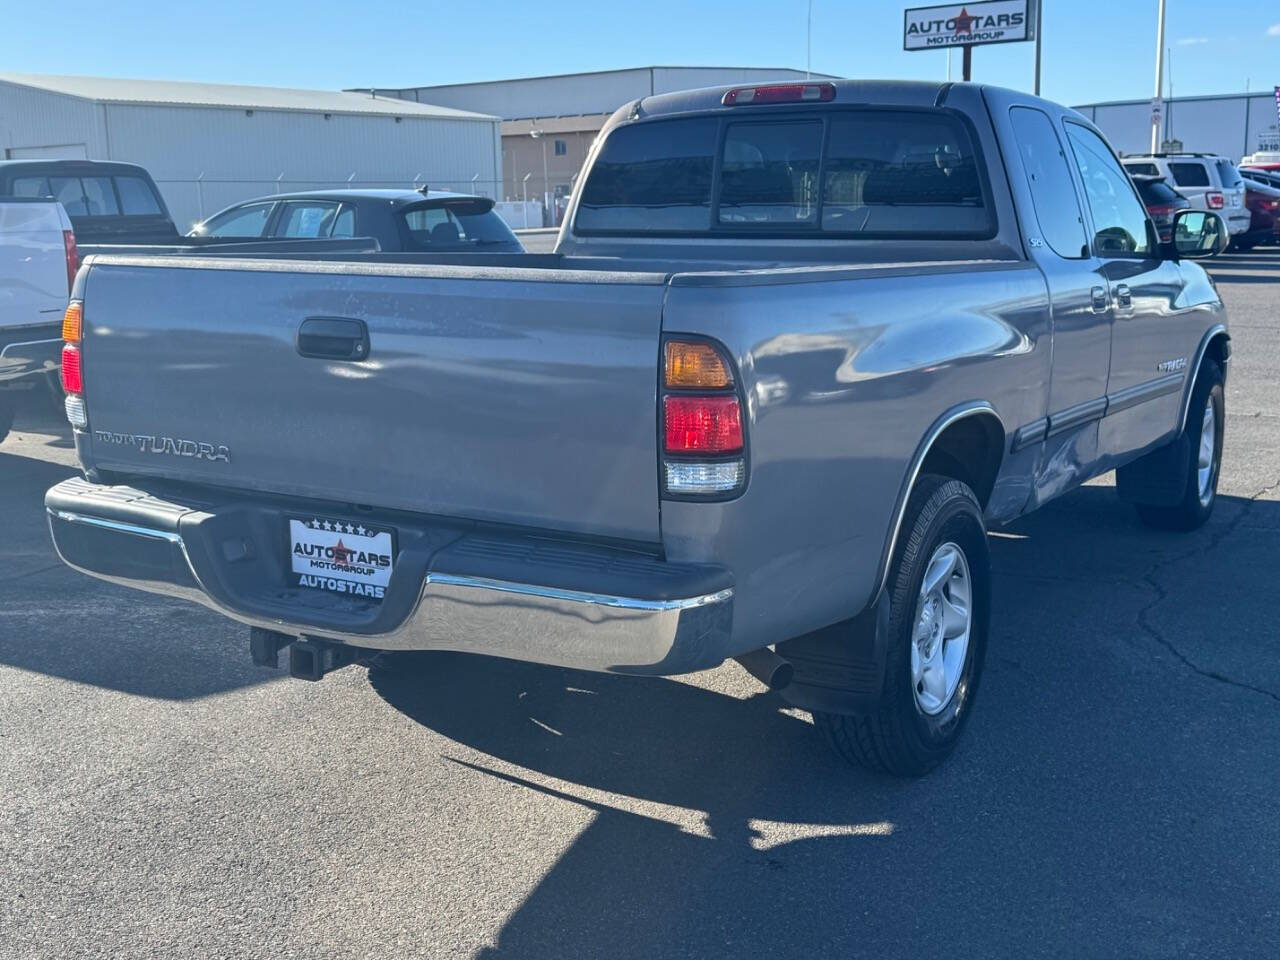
xmin=1150 ymin=0 xmax=1167 ymax=153
xmin=1033 ymin=0 xmax=1043 ymax=95
xmin=521 ymin=172 xmax=532 ymax=228
xmin=529 ymin=129 xmax=550 ymax=227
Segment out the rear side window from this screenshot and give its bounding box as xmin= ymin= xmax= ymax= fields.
xmin=1134 ymin=179 xmax=1179 ymax=205
xmin=332 ymin=205 xmax=356 ymax=238
xmin=399 ymin=200 xmax=518 ymax=249
xmin=1168 ymin=162 xmax=1210 ymax=187
xmin=577 ymin=117 xmax=717 ymax=232
xmin=275 ymin=201 xmax=339 ymax=238
xmin=576 ymin=109 xmax=991 ymax=237
xmin=114 ymin=176 xmax=163 ymax=215
xmin=1008 ymin=107 xmax=1087 ymax=258
xmin=1214 ymin=160 xmax=1242 ymax=189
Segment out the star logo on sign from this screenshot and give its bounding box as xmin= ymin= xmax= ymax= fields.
xmin=345 ymin=523 xmax=355 ymax=534
xmin=323 ymin=521 xmax=333 ymax=531
xmin=953 ymin=6 xmax=976 ymax=35
xmin=356 ymin=526 xmax=367 ymax=536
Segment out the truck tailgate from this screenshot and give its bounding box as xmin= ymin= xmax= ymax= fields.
xmin=79 ymin=257 xmax=668 ymax=542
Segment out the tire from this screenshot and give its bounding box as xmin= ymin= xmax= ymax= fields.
xmin=0 ymin=395 xmax=13 ymax=445
xmin=1132 ymin=360 xmax=1224 ymax=531
xmin=815 ymin=475 xmax=990 ymax=777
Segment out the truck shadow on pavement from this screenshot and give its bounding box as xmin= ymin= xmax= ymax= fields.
xmin=370 ymin=484 xmax=1279 ymax=959
xmin=0 ymin=448 xmax=277 ymax=700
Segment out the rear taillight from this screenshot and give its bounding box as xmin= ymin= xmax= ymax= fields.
xmin=722 ymin=82 xmax=836 ymax=106
xmin=661 ymin=339 xmax=746 ymax=497
xmin=60 ymin=344 xmax=83 ymax=394
xmin=1146 ymin=204 xmax=1174 ymax=217
xmin=63 ymin=230 xmax=79 ymax=295
xmin=1206 ymin=192 xmax=1225 ymax=209
xmin=60 ymin=300 xmax=87 ymax=428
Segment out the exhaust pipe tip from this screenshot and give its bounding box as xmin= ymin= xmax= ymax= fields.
xmin=734 ymin=647 xmax=793 ymax=691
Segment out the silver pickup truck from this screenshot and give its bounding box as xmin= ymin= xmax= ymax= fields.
xmin=46 ymin=80 xmax=1231 ymax=776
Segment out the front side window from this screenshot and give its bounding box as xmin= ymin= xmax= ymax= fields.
xmin=1008 ymin=107 xmax=1087 ymax=258
xmin=1065 ymin=124 xmax=1151 ymax=257
xmin=275 ymin=201 xmax=340 ymax=238
xmin=1168 ymin=162 xmax=1210 ymax=187
xmin=203 ymin=202 xmax=274 ymax=238
xmin=576 ymin=109 xmax=991 ymax=237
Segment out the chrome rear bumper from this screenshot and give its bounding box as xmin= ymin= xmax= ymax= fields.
xmin=46 ymin=478 xmax=733 ymax=676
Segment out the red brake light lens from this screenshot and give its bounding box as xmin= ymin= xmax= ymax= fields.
xmin=1206 ymin=192 xmax=1225 ymax=209
xmin=63 ymin=230 xmax=79 ymax=295
xmin=722 ymin=83 xmax=836 ymax=106
xmin=664 ymin=395 xmax=743 ymax=454
xmin=60 ymin=345 xmax=83 ymax=394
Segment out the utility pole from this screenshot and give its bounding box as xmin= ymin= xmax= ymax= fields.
xmin=1150 ymin=0 xmax=1167 ymax=153
xmin=962 ymin=45 xmax=972 ymax=82
xmin=806 ymin=0 xmax=813 ymax=78
xmin=1033 ymin=0 xmax=1043 ymax=95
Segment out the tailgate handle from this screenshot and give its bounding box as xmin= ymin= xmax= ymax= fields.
xmin=297 ymin=317 xmax=369 ymax=361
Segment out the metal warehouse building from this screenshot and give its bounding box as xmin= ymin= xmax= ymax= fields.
xmin=0 ymin=73 xmax=502 ymax=229
xmin=1074 ymin=90 xmax=1280 ymax=162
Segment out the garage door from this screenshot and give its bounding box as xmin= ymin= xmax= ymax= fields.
xmin=6 ymin=144 xmax=88 ymax=160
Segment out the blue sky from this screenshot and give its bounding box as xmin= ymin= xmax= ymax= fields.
xmin=3 ymin=0 xmax=1278 ymax=106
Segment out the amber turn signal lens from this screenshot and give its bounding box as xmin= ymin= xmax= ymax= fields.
xmin=62 ymin=302 xmax=83 ymax=343
xmin=664 ymin=341 xmax=732 ymax=389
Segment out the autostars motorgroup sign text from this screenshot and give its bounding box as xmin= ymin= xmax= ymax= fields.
xmin=904 ymin=1 xmax=1030 ymax=50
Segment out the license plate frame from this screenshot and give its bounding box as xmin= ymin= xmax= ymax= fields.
xmin=286 ymin=515 xmax=396 ymax=602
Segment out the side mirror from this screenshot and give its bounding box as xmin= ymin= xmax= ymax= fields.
xmin=1167 ymin=209 xmax=1229 ymax=259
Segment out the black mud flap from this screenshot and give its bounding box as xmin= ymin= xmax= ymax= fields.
xmin=776 ymin=590 xmax=890 ymax=717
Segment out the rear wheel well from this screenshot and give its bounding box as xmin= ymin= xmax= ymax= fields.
xmin=918 ymin=412 xmax=1005 ymax=509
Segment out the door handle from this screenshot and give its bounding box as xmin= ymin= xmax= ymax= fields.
xmin=296 ymin=317 xmax=369 ymax=361
xmin=1090 ymin=286 xmax=1109 ymax=313
xmin=1114 ymin=283 xmax=1132 ymax=308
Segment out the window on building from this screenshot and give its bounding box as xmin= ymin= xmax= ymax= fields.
xmin=554 ymin=139 xmax=567 ymax=156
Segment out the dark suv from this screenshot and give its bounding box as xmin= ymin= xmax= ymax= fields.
xmin=0 ymin=160 xmax=179 ymax=244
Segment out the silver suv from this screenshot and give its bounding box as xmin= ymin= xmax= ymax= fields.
xmin=1122 ymin=153 xmax=1249 ymax=236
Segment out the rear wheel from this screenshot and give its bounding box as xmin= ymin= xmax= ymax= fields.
xmin=1130 ymin=360 xmax=1224 ymax=531
xmin=815 ymin=475 xmax=990 ymax=777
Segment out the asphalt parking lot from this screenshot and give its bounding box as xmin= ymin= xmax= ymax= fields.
xmin=2 ymin=251 xmax=1278 ymax=959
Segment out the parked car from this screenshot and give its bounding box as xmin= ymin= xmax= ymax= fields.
xmin=0 ymin=160 xmax=179 ymax=244
xmin=1235 ymin=178 xmax=1280 ymax=250
xmin=46 ymin=80 xmax=1231 ymax=777
xmin=190 ymin=189 xmax=524 ymax=253
xmin=1130 ymin=174 xmax=1191 ymax=244
xmin=1122 ymin=153 xmax=1250 ymax=238
xmin=0 ymin=197 xmax=77 ymax=442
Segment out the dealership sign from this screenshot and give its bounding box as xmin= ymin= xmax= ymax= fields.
xmin=903 ymin=1 xmax=1032 ymax=50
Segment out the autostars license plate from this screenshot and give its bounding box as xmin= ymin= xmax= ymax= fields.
xmin=288 ymin=516 xmax=395 ymax=601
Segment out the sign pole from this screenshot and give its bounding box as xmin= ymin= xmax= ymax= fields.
xmin=962 ymin=44 xmax=972 ymax=81
xmin=1150 ymin=0 xmax=1166 ymax=153
xmin=1033 ymin=0 xmax=1043 ymax=95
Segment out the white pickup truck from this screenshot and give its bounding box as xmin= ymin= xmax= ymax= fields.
xmin=0 ymin=197 xmax=76 ymax=441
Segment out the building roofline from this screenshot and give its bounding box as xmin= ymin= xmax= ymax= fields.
xmin=348 ymin=65 xmax=839 ymax=94
xmin=1073 ymin=90 xmax=1274 ymax=109
xmin=0 ymin=73 xmax=501 ymax=122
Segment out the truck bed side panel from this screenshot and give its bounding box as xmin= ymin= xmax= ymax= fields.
xmin=660 ymin=262 xmax=1050 ymax=653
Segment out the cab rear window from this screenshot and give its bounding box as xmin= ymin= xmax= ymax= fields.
xmin=576 ymin=109 xmax=993 ymax=238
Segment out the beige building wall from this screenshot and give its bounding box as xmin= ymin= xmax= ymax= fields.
xmin=500 ymin=115 xmax=609 ymax=205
